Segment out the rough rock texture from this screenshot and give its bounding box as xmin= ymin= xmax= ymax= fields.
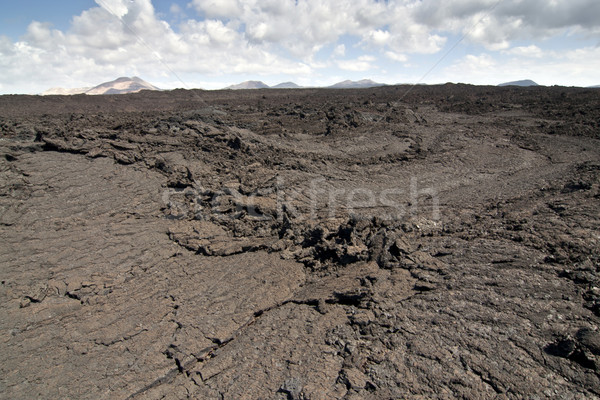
xmin=1 ymin=84 xmax=599 ymax=399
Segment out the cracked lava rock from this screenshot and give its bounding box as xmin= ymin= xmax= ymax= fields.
xmin=1 ymin=84 xmax=600 ymax=399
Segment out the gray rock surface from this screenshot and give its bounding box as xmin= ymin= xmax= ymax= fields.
xmin=1 ymin=84 xmax=599 ymax=398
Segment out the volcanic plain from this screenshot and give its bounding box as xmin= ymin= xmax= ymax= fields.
xmin=1 ymin=84 xmax=599 ymax=399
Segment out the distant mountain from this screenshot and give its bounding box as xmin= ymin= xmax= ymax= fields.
xmin=328 ymin=79 xmax=385 ymax=89
xmin=42 ymin=87 xmax=92 ymax=96
xmin=588 ymin=85 xmax=600 ymax=88
xmin=42 ymin=77 xmax=159 ymax=96
xmin=225 ymin=80 xmax=270 ymax=90
xmin=85 ymin=77 xmax=159 ymax=95
xmin=498 ymin=79 xmax=539 ymax=87
xmin=272 ymin=82 xmax=301 ymax=89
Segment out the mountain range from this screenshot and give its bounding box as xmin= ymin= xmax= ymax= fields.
xmin=42 ymin=77 xmax=160 ymax=96
xmin=225 ymin=80 xmax=270 ymax=90
xmin=224 ymin=79 xmax=385 ymax=90
xmin=327 ymin=79 xmax=386 ymax=89
xmin=43 ymin=78 xmax=385 ymax=95
xmin=271 ymin=82 xmax=302 ymax=89
xmin=41 ymin=87 xmax=93 ymax=95
xmin=224 ymin=80 xmax=302 ymax=89
xmin=44 ymin=77 xmax=597 ymax=95
xmin=498 ymin=79 xmax=539 ymax=87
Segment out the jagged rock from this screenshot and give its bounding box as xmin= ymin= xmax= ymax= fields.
xmin=339 ymin=367 xmax=368 ymax=391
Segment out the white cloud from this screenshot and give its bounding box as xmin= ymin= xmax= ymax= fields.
xmin=202 ymin=20 xmax=238 ymax=45
xmin=440 ymin=46 xmax=600 ymax=87
xmin=190 ymin=0 xmax=244 ymax=19
xmin=0 ymin=0 xmax=314 ymax=93
xmin=504 ymin=45 xmax=544 ymax=58
xmin=170 ymin=3 xmax=183 ymax=15
xmin=333 ymin=44 xmax=346 ymax=57
xmin=191 ymin=0 xmax=448 ymax=58
xmin=466 ymin=14 xmax=512 ymax=50
xmin=366 ymin=29 xmax=391 ymax=46
xmin=95 ymin=0 xmax=129 ymax=18
xmin=414 ymin=0 xmax=600 ymax=50
xmin=0 ymin=35 xmax=14 ymax=57
xmin=337 ymin=55 xmax=376 ymax=72
xmin=385 ymin=51 xmax=407 ymax=62
xmin=1 ymin=0 xmax=600 ymax=93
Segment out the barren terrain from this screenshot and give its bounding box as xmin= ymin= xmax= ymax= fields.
xmin=1 ymin=84 xmax=599 ymax=399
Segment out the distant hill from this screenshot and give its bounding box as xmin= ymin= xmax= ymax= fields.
xmin=588 ymin=85 xmax=600 ymax=88
xmin=85 ymin=77 xmax=160 ymax=95
xmin=42 ymin=77 xmax=159 ymax=96
xmin=328 ymin=79 xmax=385 ymax=89
xmin=498 ymin=79 xmax=539 ymax=87
xmin=272 ymin=82 xmax=301 ymax=89
xmin=222 ymin=79 xmax=388 ymax=90
xmin=42 ymin=87 xmax=92 ymax=96
xmin=225 ymin=81 xmax=270 ymax=90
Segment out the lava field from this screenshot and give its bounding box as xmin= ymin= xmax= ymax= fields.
xmin=1 ymin=84 xmax=599 ymax=399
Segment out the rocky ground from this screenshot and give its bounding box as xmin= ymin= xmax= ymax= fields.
xmin=1 ymin=84 xmax=599 ymax=399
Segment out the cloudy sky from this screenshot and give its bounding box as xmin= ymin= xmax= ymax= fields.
xmin=1 ymin=0 xmax=599 ymax=93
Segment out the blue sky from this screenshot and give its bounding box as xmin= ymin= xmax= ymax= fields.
xmin=1 ymin=1 xmax=97 ymax=40
xmin=1 ymin=0 xmax=599 ymax=94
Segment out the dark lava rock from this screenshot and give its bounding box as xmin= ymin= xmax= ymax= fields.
xmin=1 ymin=85 xmax=599 ymax=399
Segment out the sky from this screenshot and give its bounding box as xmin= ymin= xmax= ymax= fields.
xmin=1 ymin=0 xmax=599 ymax=94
